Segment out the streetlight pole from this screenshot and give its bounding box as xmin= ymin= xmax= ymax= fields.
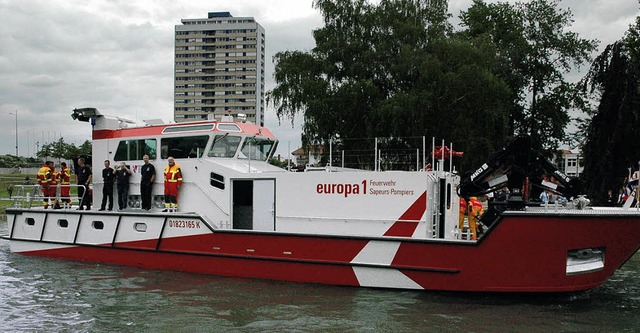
xmin=8 ymin=110 xmax=18 ymax=156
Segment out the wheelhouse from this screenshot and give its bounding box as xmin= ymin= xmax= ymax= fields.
xmin=95 ymin=119 xmax=278 ymax=163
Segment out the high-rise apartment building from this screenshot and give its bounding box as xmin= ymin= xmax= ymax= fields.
xmin=174 ymin=12 xmax=265 ymax=125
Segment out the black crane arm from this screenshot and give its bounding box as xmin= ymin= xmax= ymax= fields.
xmin=458 ymin=135 xmax=582 ymax=208
xmin=458 ymin=136 xmax=531 ymax=198
xmin=527 ymin=152 xmax=583 ymax=199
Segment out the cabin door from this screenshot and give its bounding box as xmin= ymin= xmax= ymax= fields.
xmin=232 ymin=179 xmax=275 ymax=231
xmin=252 ymin=179 xmax=275 ymax=231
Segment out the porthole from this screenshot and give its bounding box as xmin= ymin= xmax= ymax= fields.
xmin=92 ymin=221 xmax=104 ymax=230
xmin=25 ymin=218 xmax=35 ymax=226
xmin=58 ymin=219 xmax=69 ymax=228
xmin=134 ymin=223 xmax=147 ymax=232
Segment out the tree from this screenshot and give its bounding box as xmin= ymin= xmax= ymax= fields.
xmin=77 ymin=140 xmax=92 ymax=156
xmin=36 ymin=143 xmax=54 ymax=160
xmin=268 ymin=157 xmax=288 ymax=169
xmin=0 ymin=155 xmax=41 ymax=168
xmin=579 ymin=14 xmax=640 ymax=205
xmin=460 ymin=0 xmax=597 ymax=154
xmin=269 ymin=0 xmax=512 ymax=170
xmin=36 ymin=138 xmax=91 ymax=162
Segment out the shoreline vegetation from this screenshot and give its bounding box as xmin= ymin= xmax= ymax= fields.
xmin=0 ymin=174 xmax=41 ymax=220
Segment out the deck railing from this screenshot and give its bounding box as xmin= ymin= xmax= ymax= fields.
xmin=9 ymin=184 xmax=89 ymax=209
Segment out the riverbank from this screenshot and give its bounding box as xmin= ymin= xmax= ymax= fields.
xmin=0 ymin=174 xmax=35 ymax=220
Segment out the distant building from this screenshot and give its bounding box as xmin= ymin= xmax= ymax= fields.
xmin=174 ymin=12 xmax=265 ymax=125
xmin=558 ymin=148 xmax=583 ymax=177
xmin=292 ymin=146 xmax=325 ymax=166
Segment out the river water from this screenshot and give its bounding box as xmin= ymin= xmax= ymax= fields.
xmin=1 ymin=219 xmax=639 ymax=332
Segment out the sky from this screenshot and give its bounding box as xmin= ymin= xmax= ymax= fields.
xmin=0 ymin=0 xmax=638 ymax=158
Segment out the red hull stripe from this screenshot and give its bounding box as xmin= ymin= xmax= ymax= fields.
xmin=383 ymin=191 xmax=427 ymax=237
xmin=22 ymin=245 xmax=362 ymax=286
xmin=17 ymin=241 xmax=461 ymax=277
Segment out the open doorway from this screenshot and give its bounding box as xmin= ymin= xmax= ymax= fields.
xmin=232 ymin=179 xmax=275 ymax=231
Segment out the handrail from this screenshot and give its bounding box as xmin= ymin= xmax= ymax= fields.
xmin=8 ymin=185 xmax=39 ymax=208
xmin=10 ymin=184 xmax=89 ymax=209
xmin=187 ymin=180 xmax=229 ymax=217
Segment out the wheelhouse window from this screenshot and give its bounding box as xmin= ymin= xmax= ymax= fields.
xmin=208 ymin=135 xmax=242 ymax=158
xmin=216 ymin=123 xmax=242 ymax=132
xmin=114 ymin=139 xmax=157 ymax=161
xmin=239 ymin=137 xmax=275 ymax=161
xmin=163 ymin=124 xmax=214 ymax=134
xmin=160 ymin=135 xmax=210 ymax=159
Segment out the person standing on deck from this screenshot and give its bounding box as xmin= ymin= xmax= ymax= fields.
xmin=458 ymin=197 xmax=467 ymax=236
xmin=539 ymin=190 xmax=549 ymax=204
xmin=606 ymin=189 xmax=615 ymax=207
xmin=48 ymin=162 xmax=61 ymax=209
xmin=114 ymin=162 xmax=132 ymax=210
xmin=163 ymin=156 xmax=182 ymax=212
xmin=75 ymin=158 xmax=92 ymax=210
xmin=36 ymin=161 xmax=53 ymax=209
xmin=58 ymin=162 xmax=72 ymax=209
xmin=468 ymin=197 xmax=484 ymax=240
xmin=99 ymin=160 xmax=115 ymax=211
xmin=140 ymin=154 xmax=156 ymax=210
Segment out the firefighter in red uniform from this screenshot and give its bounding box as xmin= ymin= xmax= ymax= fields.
xmin=468 ymin=197 xmax=484 ymax=240
xmin=36 ymin=161 xmax=53 ymax=208
xmin=48 ymin=162 xmax=61 ymax=209
xmin=458 ymin=197 xmax=467 ymax=234
xmin=163 ymin=156 xmax=183 ymax=212
xmin=58 ymin=162 xmax=72 ymax=209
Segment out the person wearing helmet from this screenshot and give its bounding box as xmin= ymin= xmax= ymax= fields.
xmin=468 ymin=196 xmax=484 ymax=240
xmin=458 ymin=197 xmax=467 ymax=237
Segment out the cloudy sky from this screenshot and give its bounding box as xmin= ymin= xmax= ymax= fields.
xmin=0 ymin=0 xmax=638 ymax=158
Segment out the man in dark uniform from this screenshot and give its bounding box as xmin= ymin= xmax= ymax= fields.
xmin=75 ymin=157 xmax=92 ymax=210
xmin=115 ymin=162 xmax=132 ymax=210
xmin=99 ymin=160 xmax=115 ymax=211
xmin=140 ymin=154 xmax=156 ymax=210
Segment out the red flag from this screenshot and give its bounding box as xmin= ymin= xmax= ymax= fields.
xmin=431 ymin=146 xmax=463 ymax=159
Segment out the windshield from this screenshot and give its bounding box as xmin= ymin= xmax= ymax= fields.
xmin=238 ymin=137 xmax=275 ymax=161
xmin=208 ymin=135 xmax=242 ymax=158
xmin=160 ymin=135 xmax=209 ymax=159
